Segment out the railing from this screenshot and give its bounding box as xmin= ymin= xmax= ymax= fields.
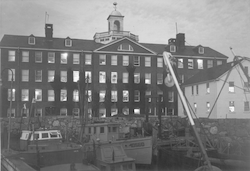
xmin=94 ymin=30 xmax=139 ymax=41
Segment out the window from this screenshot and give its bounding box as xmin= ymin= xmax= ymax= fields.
xmin=48 ymin=52 xmax=55 ymax=63
xmin=99 ymin=90 xmax=106 ymax=102
xmin=178 ymin=58 xmax=183 ymax=68
xmin=48 ymin=70 xmax=55 ymax=82
xmin=35 ymin=70 xmax=42 ymax=82
xmin=118 ymin=43 xmax=133 ymax=51
xmin=48 ymin=90 xmax=54 ymax=101
xmin=207 ymin=60 xmax=213 ymax=68
xmin=111 ymin=107 xmax=118 ymax=116
xmin=123 ymin=55 xmax=129 ymax=66
xmin=134 ymin=90 xmax=140 ymax=102
xmin=206 ymin=83 xmax=210 ymax=93
xmin=28 ymin=36 xmax=35 ymax=45
xmin=217 ymin=60 xmax=222 ymax=66
xmin=167 ymin=108 xmax=174 ymax=116
xmin=145 ymin=57 xmax=151 ymax=67
xmin=22 ymin=70 xmax=29 ymax=82
xmin=194 ymin=103 xmax=197 ymax=112
xmin=35 ymin=52 xmax=42 ymax=63
xmin=168 ymin=91 xmax=174 ymax=102
xmin=85 ymin=71 xmax=91 ymax=83
xmin=61 ymin=89 xmax=67 ymax=101
xmin=61 ymin=71 xmax=67 ymax=82
xmin=60 ymin=108 xmax=67 ymax=116
xmin=61 ymin=53 xmax=68 ymax=64
xmin=188 ymin=59 xmax=194 ymax=69
xmin=244 ymin=101 xmax=249 ymax=111
xmin=157 ymin=58 xmax=163 ymax=67
xmin=35 ymin=89 xmax=42 ymax=101
xmin=73 ymin=108 xmax=80 ymax=117
xmin=99 ymin=108 xmax=106 ymax=118
xmin=170 ymin=45 xmax=176 ymax=52
xmin=123 ymin=90 xmax=129 ymax=102
xmin=122 ymin=107 xmax=129 ymax=115
xmin=199 ymin=47 xmax=204 ymax=54
xmin=73 ymin=90 xmax=79 ymax=102
xmin=73 ymin=53 xmax=80 ymax=64
xmin=99 ymin=54 xmax=106 ymax=65
xmin=229 ymin=101 xmax=235 ymax=112
xmin=191 ymin=86 xmax=194 ymax=95
xmin=85 ymin=54 xmax=92 ymax=65
xmin=22 ymin=51 xmax=29 ymax=62
xmin=8 ymin=50 xmax=15 ymax=61
xmin=146 ymin=91 xmax=151 ymax=102
xmin=206 ymin=102 xmax=210 ymax=112
xmin=157 ymin=73 xmax=163 ymax=84
xmin=42 ymin=133 xmax=49 ymax=138
xmin=73 ymin=71 xmax=79 ymax=82
xmin=123 ymin=72 xmax=128 ymax=83
xmin=7 ymin=108 xmax=15 ymax=118
xmin=87 ymin=90 xmax=92 ymax=102
xmin=197 ymin=59 xmax=203 ymax=69
xmin=111 ymin=72 xmax=117 ymax=84
xmin=134 ymin=73 xmax=140 ymax=84
xmin=65 ymin=38 xmax=72 ymax=47
xmin=134 ymin=108 xmax=140 ymax=114
xmin=8 ymin=69 xmax=15 ymax=81
xmin=111 ymin=55 xmax=117 ymax=65
xmin=111 ymin=90 xmax=117 ymax=102
xmin=100 ymin=127 xmax=105 ymax=133
xmin=179 ymin=74 xmax=184 ymax=83
xmin=21 ymin=89 xmax=29 ymax=101
xmin=196 ymin=85 xmax=199 ymax=95
xmin=145 ymin=73 xmax=151 ymax=84
xmin=35 ymin=108 xmax=42 ymax=117
xmin=229 ymin=82 xmax=234 ymax=93
xmin=99 ymin=71 xmax=106 ymax=83
xmin=8 ymin=89 xmax=15 ymax=101
xmin=134 ymin=56 xmax=140 ymax=66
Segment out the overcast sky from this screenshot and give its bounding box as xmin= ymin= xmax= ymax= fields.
xmin=0 ymin=0 xmax=249 ymax=61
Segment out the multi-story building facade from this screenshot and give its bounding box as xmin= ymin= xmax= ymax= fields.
xmin=0 ymin=7 xmax=228 ymax=118
xmin=178 ymin=59 xmax=250 ymax=119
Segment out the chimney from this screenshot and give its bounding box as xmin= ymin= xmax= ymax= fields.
xmin=176 ymin=33 xmax=185 ymax=49
xmin=45 ymin=24 xmax=53 ymax=39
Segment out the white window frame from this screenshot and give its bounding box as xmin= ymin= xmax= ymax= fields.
xmin=8 ymin=69 xmax=15 ymax=81
xmin=111 ymin=55 xmax=117 ymax=65
xmin=157 ymin=58 xmax=163 ymax=68
xmin=48 ymin=90 xmax=55 ymax=101
xmin=134 ymin=73 xmax=140 ymax=84
xmin=170 ymin=45 xmax=176 ymax=52
xmin=65 ymin=38 xmax=72 ymax=47
xmin=123 ymin=55 xmax=129 ymax=66
xmin=134 ymin=90 xmax=140 ymax=102
xmin=145 ymin=57 xmax=151 ymax=67
xmin=35 ymin=51 xmax=42 ymax=63
xmin=60 ymin=108 xmax=67 ymax=116
xmin=199 ymin=47 xmax=204 ymax=54
xmin=123 ymin=72 xmax=128 ymax=83
xmin=35 ymin=89 xmax=42 ymax=101
xmin=48 ymin=52 xmax=55 ymax=63
xmin=61 ymin=53 xmax=68 ymax=64
xmin=73 ymin=90 xmax=79 ymax=102
xmin=99 ymin=90 xmax=106 ymax=102
xmin=73 ymin=71 xmax=79 ymax=82
xmin=134 ymin=56 xmax=140 ymax=66
xmin=85 ymin=54 xmax=92 ymax=65
xmin=85 ymin=71 xmax=92 ymax=83
xmin=145 ymin=73 xmax=151 ymax=84
xmin=21 ymin=89 xmax=29 ymax=101
xmin=99 ymin=71 xmax=106 ymax=83
xmin=8 ymin=50 xmax=15 ymax=62
xmin=207 ymin=60 xmax=213 ymax=68
xmin=178 ymin=58 xmax=183 ymax=68
xmin=197 ymin=59 xmax=203 ymax=69
xmin=35 ymin=70 xmax=42 ymax=82
xmin=28 ymin=36 xmax=35 ymax=45
xmin=99 ymin=54 xmax=106 ymax=65
xmin=111 ymin=90 xmax=118 ymax=102
xmin=111 ymin=72 xmax=117 ymax=84
xmin=60 ymin=89 xmax=67 ymax=101
xmin=73 ymin=53 xmax=80 ymax=64
xmin=157 ymin=73 xmax=163 ymax=84
xmin=22 ymin=70 xmax=29 ymax=82
xmin=8 ymin=89 xmax=15 ymax=101
xmin=48 ymin=70 xmax=55 ymax=82
xmin=61 ymin=71 xmax=67 ymax=82
xmin=123 ymin=90 xmax=129 ymax=102
xmin=188 ymin=59 xmax=194 ymax=69
xmin=22 ymin=51 xmax=29 ymax=62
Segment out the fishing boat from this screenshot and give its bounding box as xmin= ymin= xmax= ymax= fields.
xmin=3 ymin=128 xmax=84 ymax=169
xmin=82 ymin=121 xmax=152 ymax=165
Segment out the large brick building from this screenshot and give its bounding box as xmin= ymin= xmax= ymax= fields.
xmin=0 ymin=7 xmax=228 ymax=118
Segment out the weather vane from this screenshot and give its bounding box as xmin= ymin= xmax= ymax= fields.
xmin=113 ymin=2 xmax=117 ymax=10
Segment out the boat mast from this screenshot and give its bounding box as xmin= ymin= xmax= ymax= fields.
xmin=163 ymin=52 xmax=213 ymax=170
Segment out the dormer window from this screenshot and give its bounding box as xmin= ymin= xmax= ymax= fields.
xmin=199 ymin=46 xmax=204 ymax=54
xmin=118 ymin=43 xmax=134 ymax=51
xmin=170 ymin=45 xmax=176 ymax=52
xmin=65 ymin=37 xmax=72 ymax=47
xmin=28 ymin=35 xmax=35 ymax=45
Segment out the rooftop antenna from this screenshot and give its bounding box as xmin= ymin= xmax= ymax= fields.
xmin=113 ymin=2 xmax=117 ymax=10
xmin=176 ymin=22 xmax=178 ymax=34
xmin=45 ymin=12 xmax=49 ymax=24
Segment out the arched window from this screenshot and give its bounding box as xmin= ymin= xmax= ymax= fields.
xmin=114 ymin=20 xmax=120 ymax=31
xmin=118 ymin=43 xmax=134 ymax=51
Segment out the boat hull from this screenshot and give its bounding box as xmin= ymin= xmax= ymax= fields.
xmin=114 ymin=136 xmax=152 ymax=165
xmin=8 ymin=147 xmax=84 ymax=168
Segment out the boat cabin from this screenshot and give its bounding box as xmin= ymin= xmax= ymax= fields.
xmin=95 ymin=143 xmax=136 ymax=171
xmin=84 ymin=122 xmax=122 ymax=142
xmin=20 ymin=129 xmax=62 ymax=150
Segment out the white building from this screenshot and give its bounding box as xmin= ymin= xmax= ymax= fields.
xmin=178 ymin=58 xmax=250 ymax=119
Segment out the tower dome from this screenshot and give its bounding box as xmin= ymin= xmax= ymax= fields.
xmin=110 ymin=10 xmax=122 ymax=16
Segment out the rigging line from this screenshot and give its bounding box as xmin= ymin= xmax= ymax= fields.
xmin=235 ymin=65 xmax=248 ymax=101
xmin=207 ymin=67 xmax=234 ymax=118
xmin=218 ymin=78 xmax=249 ymax=92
